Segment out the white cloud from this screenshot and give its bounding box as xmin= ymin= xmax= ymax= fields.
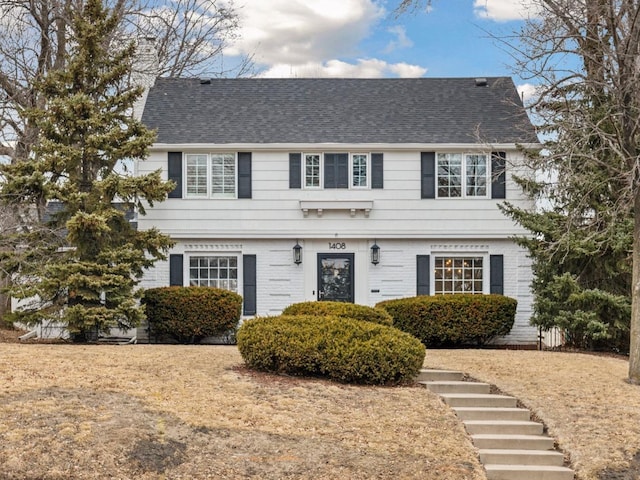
xmin=388 ymin=62 xmax=427 ymax=77
xmin=260 ymin=58 xmax=426 ymax=78
xmin=229 ymin=0 xmax=384 ymax=64
xmin=384 ymin=25 xmax=413 ymax=53
xmin=473 ymin=0 xmax=541 ymax=22
xmin=517 ymin=83 xmax=537 ymax=104
xmin=226 ymin=0 xmax=428 ymax=78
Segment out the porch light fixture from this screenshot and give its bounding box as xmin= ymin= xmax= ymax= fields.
xmin=370 ymin=241 xmax=380 ymax=265
xmin=293 ymin=241 xmax=303 ymax=265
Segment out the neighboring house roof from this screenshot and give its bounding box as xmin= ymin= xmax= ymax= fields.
xmin=141 ymin=77 xmax=538 ymax=145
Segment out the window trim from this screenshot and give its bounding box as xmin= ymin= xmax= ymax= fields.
xmin=350 ymin=153 xmax=369 ymax=189
xmin=432 ymin=254 xmax=488 ymax=295
xmin=303 ymin=153 xmax=322 ymax=189
xmin=184 ymin=153 xmax=209 ymax=198
xmin=436 ymin=153 xmax=489 ymax=199
xmin=184 ymin=152 xmax=238 ymax=199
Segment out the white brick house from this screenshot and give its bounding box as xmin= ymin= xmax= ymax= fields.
xmin=137 ymin=77 xmax=540 ymax=345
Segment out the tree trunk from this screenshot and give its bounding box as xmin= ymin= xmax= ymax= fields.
xmin=0 ymin=275 xmax=10 ymax=323
xmin=629 ymin=190 xmax=640 ymax=383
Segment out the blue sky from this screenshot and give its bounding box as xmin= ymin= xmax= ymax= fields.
xmin=225 ymin=0 xmax=538 ymax=97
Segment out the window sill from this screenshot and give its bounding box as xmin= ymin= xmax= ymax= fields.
xmin=299 ymin=200 xmax=373 ymax=218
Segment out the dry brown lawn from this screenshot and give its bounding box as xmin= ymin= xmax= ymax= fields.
xmin=425 ymin=349 xmax=640 ymax=480
xmin=0 ymin=343 xmax=483 ymax=480
xmin=2 ymin=336 xmax=639 ymax=480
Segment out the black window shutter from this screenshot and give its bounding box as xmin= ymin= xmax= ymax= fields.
xmin=371 ymin=153 xmax=384 ymax=189
xmin=324 ymin=154 xmax=348 ymax=189
xmin=238 ymin=152 xmax=252 ymax=198
xmin=490 ymin=254 xmax=504 ymax=294
xmin=289 ymin=153 xmax=301 ymax=189
xmin=243 ymin=255 xmax=257 ymax=315
xmin=324 ymin=154 xmax=336 ymax=188
xmin=168 ymin=152 xmax=182 ymax=199
xmin=417 ymin=255 xmax=431 ymax=295
xmin=491 ymin=151 xmax=506 ymax=199
xmin=336 ymin=154 xmax=348 ymax=188
xmin=421 ymin=152 xmax=435 ymax=199
xmin=169 ymin=254 xmax=183 ymax=286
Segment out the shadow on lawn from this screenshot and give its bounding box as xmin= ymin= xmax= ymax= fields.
xmin=598 ymin=451 xmax=640 ymax=480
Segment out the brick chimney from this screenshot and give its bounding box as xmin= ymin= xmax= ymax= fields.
xmin=131 ymin=36 xmax=159 ymax=121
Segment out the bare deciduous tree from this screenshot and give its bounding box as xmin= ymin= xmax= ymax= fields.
xmin=397 ymin=0 xmax=640 ymax=383
xmin=0 ymin=0 xmax=252 ymax=322
xmin=511 ymin=0 xmax=640 ymax=384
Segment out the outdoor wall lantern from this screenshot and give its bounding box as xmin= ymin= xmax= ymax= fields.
xmin=293 ymin=241 xmax=303 ymax=265
xmin=370 ymin=241 xmax=380 ymax=265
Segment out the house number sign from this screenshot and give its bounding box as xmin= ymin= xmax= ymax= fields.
xmin=328 ymin=242 xmax=347 ymax=250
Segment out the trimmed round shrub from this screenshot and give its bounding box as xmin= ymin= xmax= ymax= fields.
xmin=142 ymin=286 xmax=242 ymax=343
xmin=237 ymin=315 xmax=425 ymax=385
xmin=282 ymin=301 xmax=393 ymax=326
xmin=377 ymin=294 xmax=516 ymax=347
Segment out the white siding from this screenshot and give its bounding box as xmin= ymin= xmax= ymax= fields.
xmin=136 ymin=145 xmax=537 ymax=345
xmin=137 ymin=149 xmax=533 ymax=239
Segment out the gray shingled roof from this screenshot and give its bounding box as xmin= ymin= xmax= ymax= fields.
xmin=141 ymin=77 xmax=538 ymax=145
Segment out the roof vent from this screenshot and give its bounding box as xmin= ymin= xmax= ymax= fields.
xmin=475 ymin=78 xmax=488 ymax=87
xmin=200 ymin=78 xmax=211 ymax=85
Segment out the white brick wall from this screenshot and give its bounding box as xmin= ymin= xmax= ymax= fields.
xmin=141 ymin=237 xmax=537 ymax=344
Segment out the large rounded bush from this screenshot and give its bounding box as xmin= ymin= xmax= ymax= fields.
xmin=282 ymin=301 xmax=393 ymax=326
xmin=142 ymin=286 xmax=242 ymax=343
xmin=377 ymin=294 xmax=516 ymax=347
xmin=236 ymin=315 xmax=425 ymax=385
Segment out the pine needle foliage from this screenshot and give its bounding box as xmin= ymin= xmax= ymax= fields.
xmin=0 ymin=0 xmax=174 ymax=339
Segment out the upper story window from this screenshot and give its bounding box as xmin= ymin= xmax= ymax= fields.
xmin=351 ymin=154 xmax=368 ymax=188
xmin=185 ymin=153 xmax=236 ymax=198
xmin=304 ymin=154 xmax=321 ymax=188
xmin=185 ymin=154 xmax=208 ymax=197
xmin=437 ymin=153 xmax=488 ymax=198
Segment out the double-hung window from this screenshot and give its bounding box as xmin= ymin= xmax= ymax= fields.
xmin=185 ymin=154 xmax=208 ymax=197
xmin=185 ymin=153 xmax=237 ymax=198
xmin=437 ymin=153 xmax=488 ymax=198
xmin=351 ymin=154 xmax=368 ymax=188
xmin=434 ymin=256 xmax=484 ymax=294
xmin=304 ymin=154 xmax=321 ymax=188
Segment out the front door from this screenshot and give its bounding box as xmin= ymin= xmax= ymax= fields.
xmin=317 ymin=253 xmax=354 ymax=303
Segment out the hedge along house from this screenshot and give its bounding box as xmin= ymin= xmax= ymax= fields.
xmin=136 ymin=75 xmax=541 ymax=345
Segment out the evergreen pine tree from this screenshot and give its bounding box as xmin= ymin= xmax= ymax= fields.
xmin=0 ymin=0 xmax=173 ymax=339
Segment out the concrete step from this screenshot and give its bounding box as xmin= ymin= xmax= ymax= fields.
xmin=472 ymin=434 xmax=555 ymax=451
xmin=464 ymin=420 xmax=544 ymax=435
xmin=441 ymin=393 xmax=517 ymax=408
xmin=454 ymin=407 xmax=531 ymax=421
xmin=422 ymin=381 xmax=491 ymax=394
xmin=416 ymin=369 xmax=463 ymax=382
xmin=484 ymin=464 xmax=574 ymax=480
xmin=479 ymin=449 xmax=565 ymax=467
